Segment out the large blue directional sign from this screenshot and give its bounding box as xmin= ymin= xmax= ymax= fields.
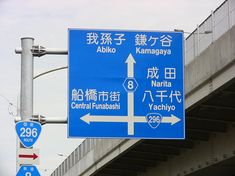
xmin=17 ymin=165 xmax=40 ymax=176
xmin=68 ymin=29 xmax=185 ymax=139
xmin=15 ymin=121 xmax=42 ymax=148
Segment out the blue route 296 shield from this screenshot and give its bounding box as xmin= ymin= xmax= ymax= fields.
xmin=145 ymin=113 xmax=162 ymax=129
xmin=15 ymin=121 xmax=42 ymax=148
xmin=17 ymin=165 xmax=40 ymax=176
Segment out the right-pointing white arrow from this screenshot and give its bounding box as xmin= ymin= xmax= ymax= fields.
xmin=161 ymin=114 xmax=181 ymax=125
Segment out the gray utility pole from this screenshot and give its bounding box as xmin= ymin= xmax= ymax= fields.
xmin=15 ymin=42 xmax=68 ymax=126
xmin=20 ymin=37 xmax=34 ymax=120
xmin=18 ymin=37 xmax=34 ymax=171
xmin=16 ymin=37 xmax=68 ymax=174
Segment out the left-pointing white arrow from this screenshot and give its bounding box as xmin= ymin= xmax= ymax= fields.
xmin=81 ymin=113 xmax=146 ymax=124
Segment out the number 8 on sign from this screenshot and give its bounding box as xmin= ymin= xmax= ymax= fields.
xmin=123 ymin=78 xmax=138 ymax=92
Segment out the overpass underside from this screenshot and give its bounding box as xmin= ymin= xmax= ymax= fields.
xmin=94 ymin=78 xmax=235 ymax=176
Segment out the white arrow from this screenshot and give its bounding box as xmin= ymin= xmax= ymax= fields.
xmin=161 ymin=114 xmax=181 ymax=125
xmin=80 ymin=113 xmax=181 ymax=125
xmin=125 ymin=53 xmax=136 ymax=77
xmin=125 ymin=53 xmax=136 ymax=135
xmin=81 ymin=113 xmax=146 ymax=124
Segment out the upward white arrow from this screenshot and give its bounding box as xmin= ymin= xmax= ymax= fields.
xmin=125 ymin=53 xmax=136 ymax=77
xmin=125 ymin=53 xmax=136 ymax=135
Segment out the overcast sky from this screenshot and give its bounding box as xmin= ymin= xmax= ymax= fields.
xmin=0 ymin=0 xmax=224 ymax=175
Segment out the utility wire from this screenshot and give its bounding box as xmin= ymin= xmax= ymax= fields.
xmin=0 ymin=66 xmax=68 ymax=117
xmin=0 ymin=94 xmax=17 ymax=116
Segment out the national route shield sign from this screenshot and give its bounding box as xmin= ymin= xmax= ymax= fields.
xmin=68 ymin=29 xmax=185 ymax=139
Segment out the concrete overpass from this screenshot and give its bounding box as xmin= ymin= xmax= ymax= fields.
xmin=51 ymin=0 xmax=235 ymax=175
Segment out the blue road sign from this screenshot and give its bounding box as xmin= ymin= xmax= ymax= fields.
xmin=16 ymin=121 xmax=42 ymax=148
xmin=68 ymin=29 xmax=185 ymax=139
xmin=17 ymin=165 xmax=40 ymax=176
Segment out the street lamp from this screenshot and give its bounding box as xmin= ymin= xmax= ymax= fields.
xmin=57 ymin=153 xmax=68 ymax=157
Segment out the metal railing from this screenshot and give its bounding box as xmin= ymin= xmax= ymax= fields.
xmin=50 ymin=139 xmax=101 ymax=176
xmin=185 ymin=0 xmax=235 ymax=64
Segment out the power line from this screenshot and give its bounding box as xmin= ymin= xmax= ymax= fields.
xmin=0 ymin=94 xmax=17 ymax=116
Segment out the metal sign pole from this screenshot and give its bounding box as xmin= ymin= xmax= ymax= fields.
xmin=20 ymin=37 xmax=34 ymax=120
xmin=15 ymin=38 xmax=68 ymax=174
xmin=18 ymin=37 xmax=34 ymax=170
